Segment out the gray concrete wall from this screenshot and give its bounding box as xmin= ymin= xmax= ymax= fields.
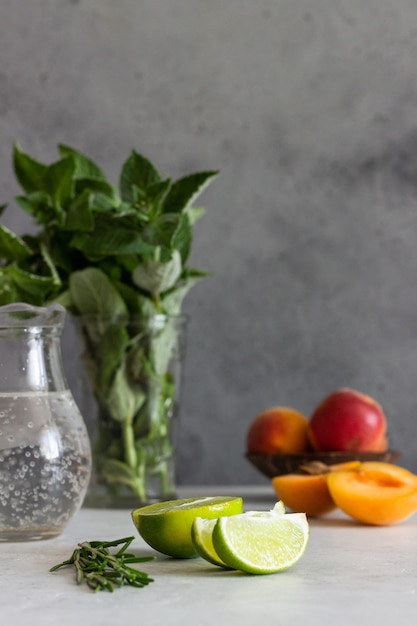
xmin=1 ymin=0 xmax=417 ymax=485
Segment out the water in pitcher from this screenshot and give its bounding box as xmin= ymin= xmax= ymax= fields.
xmin=0 ymin=390 xmax=91 ymax=541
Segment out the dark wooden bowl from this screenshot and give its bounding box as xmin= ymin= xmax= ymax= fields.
xmin=246 ymin=449 xmax=400 ymax=479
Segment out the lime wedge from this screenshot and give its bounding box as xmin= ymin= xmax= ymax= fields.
xmin=191 ymin=517 xmax=230 ymax=567
xmin=131 ymin=496 xmax=243 ymax=558
xmin=191 ymin=501 xmax=288 ymax=568
xmin=211 ymin=510 xmax=309 ymax=574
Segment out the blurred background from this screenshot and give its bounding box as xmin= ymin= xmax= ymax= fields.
xmin=1 ymin=0 xmax=417 ymax=485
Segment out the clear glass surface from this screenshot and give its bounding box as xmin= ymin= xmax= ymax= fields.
xmin=0 ymin=303 xmax=91 ymax=541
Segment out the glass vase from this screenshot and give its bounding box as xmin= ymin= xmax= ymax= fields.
xmin=69 ymin=314 xmax=188 ymax=509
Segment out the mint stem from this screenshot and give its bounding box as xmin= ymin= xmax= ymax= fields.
xmin=121 ymin=420 xmax=147 ymax=502
xmin=122 ymin=420 xmax=137 ymax=469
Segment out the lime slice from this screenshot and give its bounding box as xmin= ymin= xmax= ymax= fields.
xmin=211 ymin=511 xmax=309 ymax=574
xmin=191 ymin=517 xmax=230 ymax=567
xmin=131 ymin=496 xmax=243 ymax=558
xmin=191 ymin=501 xmax=288 ymax=568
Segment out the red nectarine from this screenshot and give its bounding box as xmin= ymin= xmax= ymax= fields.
xmin=308 ymin=388 xmax=388 ymax=453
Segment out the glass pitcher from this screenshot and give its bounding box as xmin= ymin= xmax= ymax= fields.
xmin=0 ymin=303 xmax=91 ymax=541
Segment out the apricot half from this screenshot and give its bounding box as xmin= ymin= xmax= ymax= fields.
xmin=272 ymin=461 xmax=360 ymax=517
xmin=327 ymin=461 xmax=417 ymax=525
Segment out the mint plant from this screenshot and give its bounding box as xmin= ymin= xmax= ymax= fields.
xmin=0 ymin=144 xmax=218 ymax=502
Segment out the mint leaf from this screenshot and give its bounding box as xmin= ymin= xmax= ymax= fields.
xmin=64 ymin=188 xmax=94 ymax=231
xmin=13 ymin=144 xmax=48 ymax=193
xmin=14 ymin=191 xmax=52 ymax=219
xmin=70 ymin=214 xmax=153 ymax=258
xmin=69 ymin=267 xmax=128 ymax=319
xmin=0 ymin=224 xmax=33 ymax=261
xmin=6 ymin=265 xmax=58 ymax=303
xmin=75 ymin=177 xmax=118 ymax=202
xmin=119 ymin=150 xmax=162 ymax=201
xmin=100 ymin=459 xmax=139 ymax=487
xmin=0 ymin=271 xmax=21 ymax=305
xmin=90 ymin=192 xmax=122 ymax=213
xmin=171 ymin=212 xmax=192 ymax=263
xmin=161 ymin=270 xmax=207 ymax=314
xmin=141 ymin=213 xmax=192 ymax=261
xmin=47 ymin=232 xmax=82 ymax=274
xmin=53 ymin=288 xmax=75 ymax=310
xmin=139 ymin=179 xmax=173 ymax=219
xmin=163 ymin=170 xmax=218 ymax=213
xmin=113 ymin=281 xmax=158 ymax=315
xmin=96 ymin=324 xmax=130 ymax=391
xmin=58 ymin=144 xmax=107 ymax=180
xmin=105 ymin=361 xmax=146 ymax=423
xmin=132 ymin=250 xmax=182 ymax=295
xmin=42 ymin=156 xmax=75 ymax=213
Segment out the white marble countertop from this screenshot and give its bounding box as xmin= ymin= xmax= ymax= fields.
xmin=1 ymin=485 xmax=416 ymax=626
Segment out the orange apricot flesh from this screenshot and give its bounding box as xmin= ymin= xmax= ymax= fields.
xmin=327 ymin=461 xmax=417 ymax=526
xmin=273 ymin=473 xmax=336 ymax=516
xmin=272 ymin=461 xmax=361 ymax=517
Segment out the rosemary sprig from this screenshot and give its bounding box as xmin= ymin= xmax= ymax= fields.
xmin=50 ymin=536 xmax=155 ymax=592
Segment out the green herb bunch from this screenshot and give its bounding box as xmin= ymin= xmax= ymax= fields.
xmin=50 ymin=536 xmax=154 ymax=592
xmin=0 ymin=144 xmax=218 ymax=502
